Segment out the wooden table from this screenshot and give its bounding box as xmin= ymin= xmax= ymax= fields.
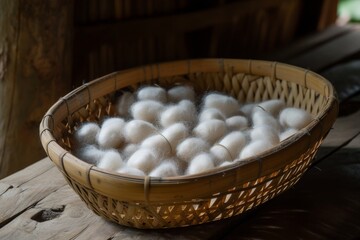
xmin=1 ymin=108 xmax=359 ymax=239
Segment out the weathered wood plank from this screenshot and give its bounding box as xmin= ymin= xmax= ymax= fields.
xmin=0 ymin=175 xmax=238 ymax=240
xmin=1 ymin=159 xmax=54 ymax=187
xmin=313 ymin=109 xmax=360 ymax=166
xmin=0 ymin=161 xmax=66 ymax=226
xmin=286 ymin=30 xmax=360 ymax=71
xmin=265 ymin=25 xmax=351 ymax=61
xmin=317 ymin=109 xmax=360 ymax=152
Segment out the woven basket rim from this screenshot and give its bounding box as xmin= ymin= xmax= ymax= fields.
xmin=39 ymin=58 xmax=338 ymax=202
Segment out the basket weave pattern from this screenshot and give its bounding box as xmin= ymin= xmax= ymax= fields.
xmin=40 ymin=59 xmax=338 ymax=229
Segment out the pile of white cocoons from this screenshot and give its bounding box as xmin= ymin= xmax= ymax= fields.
xmin=74 ymin=84 xmax=314 ymax=178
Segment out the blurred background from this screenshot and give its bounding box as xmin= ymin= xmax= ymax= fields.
xmin=1 ymin=0 xmax=359 ymax=178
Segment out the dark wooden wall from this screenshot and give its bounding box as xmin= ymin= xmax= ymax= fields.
xmin=0 ymin=0 xmax=338 ymax=178
xmin=72 ymin=0 xmax=303 ymax=86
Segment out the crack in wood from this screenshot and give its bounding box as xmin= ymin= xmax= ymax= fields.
xmin=17 ymin=164 xmax=55 ymax=188
xmin=68 ymin=224 xmax=89 ymax=240
xmin=0 ymin=185 xmax=13 ymax=197
xmin=31 ymin=205 xmax=65 ymax=223
xmin=0 ymin=182 xmax=67 ymax=229
xmin=0 ymin=200 xmax=39 ymax=229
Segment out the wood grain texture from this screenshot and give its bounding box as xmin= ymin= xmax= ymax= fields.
xmin=0 ymin=160 xmax=66 ymax=226
xmin=0 ymin=0 xmax=73 ymax=178
xmin=286 ymin=29 xmax=360 ymax=71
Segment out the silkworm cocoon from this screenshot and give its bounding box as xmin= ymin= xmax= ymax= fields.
xmin=178 ymin=99 xmax=197 ymax=115
xmin=97 ymin=117 xmax=125 ymax=149
xmin=250 ymin=125 xmax=280 ymax=145
xmin=121 ymin=144 xmax=139 ymax=159
xmin=199 ymin=108 xmax=225 ymax=122
xmin=176 ymin=137 xmax=210 ymax=162
xmin=124 ymin=120 xmax=157 ymax=143
xmin=160 ymin=100 xmax=197 ymax=128
xmin=116 ymin=92 xmax=135 ymax=117
xmin=219 ymin=161 xmax=233 ymax=167
xmin=130 ymin=100 xmax=164 ymax=123
xmin=74 ymin=122 xmax=100 ymax=145
xmin=226 ymin=116 xmax=248 ymax=131
xmin=210 ymin=145 xmax=231 ymax=165
xmin=167 ymin=85 xmax=195 ymax=103
xmin=186 ymin=153 xmax=215 ymax=175
xmin=141 ymin=135 xmax=172 ymax=157
xmin=279 ymin=108 xmax=313 ymax=130
xmin=193 ymin=119 xmax=227 ymax=144
xmin=76 ymin=145 xmax=105 ymax=165
xmin=149 ymin=161 xmax=180 ymax=177
xmin=210 ymin=131 xmax=246 ymax=164
xmin=161 ymin=123 xmax=189 ymax=150
xmin=97 ymin=150 xmax=125 ymax=171
xmin=137 ymin=86 xmax=167 ymax=103
xmin=219 ymin=131 xmax=247 ymax=157
xmin=280 ymin=128 xmax=298 ymax=141
xmin=252 ymin=110 xmax=281 ymax=132
xmin=127 ymin=148 xmax=159 ymax=173
xmin=238 ymin=140 xmax=274 ymax=160
xmin=240 ymin=103 xmax=256 ymax=117
xmin=117 ymin=166 xmax=145 ymax=177
xmin=254 ymin=99 xmax=286 ymax=117
xmin=204 ymin=93 xmax=240 ymax=117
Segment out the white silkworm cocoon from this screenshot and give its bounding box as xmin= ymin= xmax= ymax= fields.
xmin=160 ymin=100 xmax=197 ymax=128
xmin=210 ymin=145 xmax=231 ymax=165
xmin=238 ymin=140 xmax=274 ymax=160
xmin=226 ymin=116 xmax=248 ymax=131
xmin=203 ymin=93 xmax=240 ymax=117
xmin=97 ymin=117 xmax=125 ymax=149
xmin=280 ymin=128 xmax=299 ymax=141
xmin=219 ymin=161 xmax=233 ymax=167
xmin=178 ymin=99 xmax=197 ymax=115
xmin=186 ymin=153 xmax=215 ymax=175
xmin=121 ymin=144 xmax=139 ymax=159
xmin=167 ymin=85 xmax=195 ymax=103
xmin=76 ymin=145 xmax=105 ymax=165
xmin=141 ymin=135 xmax=172 ymax=157
xmin=176 ymin=137 xmax=210 ymax=162
xmin=252 ymin=110 xmax=281 ymax=132
xmin=240 ymin=103 xmax=257 ymax=117
xmin=161 ymin=123 xmax=189 ymax=150
xmin=210 ymin=131 xmax=246 ymax=164
xmin=254 ymin=99 xmax=286 ymax=117
xmin=127 ymin=148 xmax=159 ymax=173
xmin=250 ymin=125 xmax=280 ymax=145
xmin=130 ymin=100 xmax=164 ymax=123
xmin=117 ymin=166 xmax=145 ymax=177
xmin=97 ymin=150 xmax=124 ymax=171
xmin=116 ymin=92 xmax=135 ymax=117
xmin=199 ymin=108 xmax=225 ymax=122
xmin=193 ymin=119 xmax=227 ymax=144
xmin=74 ymin=122 xmax=100 ymax=145
xmin=137 ymin=86 xmax=167 ymax=103
xmin=124 ymin=120 xmax=157 ymax=143
xmin=149 ymin=161 xmax=179 ymax=177
xmin=279 ymin=108 xmax=313 ymax=130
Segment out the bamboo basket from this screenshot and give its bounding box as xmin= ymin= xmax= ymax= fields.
xmin=39 ymin=59 xmax=338 ymax=229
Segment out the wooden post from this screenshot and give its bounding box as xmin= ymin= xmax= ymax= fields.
xmin=0 ymin=0 xmax=73 ymax=178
